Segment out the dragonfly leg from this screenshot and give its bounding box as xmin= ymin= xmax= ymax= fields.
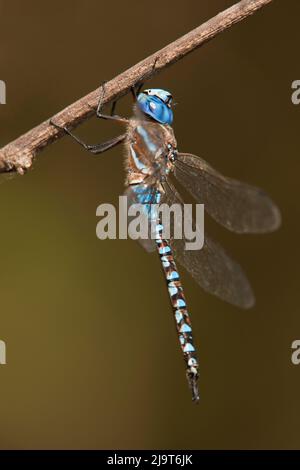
xmin=49 ymin=120 xmax=126 ymax=155
xmin=93 ymin=82 xmax=128 ymax=123
xmin=131 ymin=56 xmax=159 ymax=101
xmin=110 ymin=100 xmax=117 ymax=116
xmin=131 ymin=85 xmax=141 ymax=102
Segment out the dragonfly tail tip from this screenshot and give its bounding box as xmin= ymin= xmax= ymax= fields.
xmin=186 ymin=368 xmax=200 ymax=403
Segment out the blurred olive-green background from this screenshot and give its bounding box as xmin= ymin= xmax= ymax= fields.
xmin=0 ymin=0 xmax=299 ymax=449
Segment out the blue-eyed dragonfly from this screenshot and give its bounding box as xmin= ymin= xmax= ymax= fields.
xmin=50 ymin=85 xmax=281 ymax=402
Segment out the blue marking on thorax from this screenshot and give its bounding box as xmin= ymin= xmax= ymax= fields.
xmin=130 ymin=144 xmax=149 ymax=173
xmin=137 ymin=125 xmax=158 ymax=154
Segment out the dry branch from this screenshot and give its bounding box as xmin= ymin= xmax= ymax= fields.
xmin=0 ymin=0 xmax=273 ymax=174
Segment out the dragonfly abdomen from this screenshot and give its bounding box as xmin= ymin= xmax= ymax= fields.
xmin=155 ymin=222 xmax=200 ymax=402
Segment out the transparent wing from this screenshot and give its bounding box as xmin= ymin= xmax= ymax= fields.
xmin=174 ymin=152 xmax=281 ymax=234
xmin=162 ymin=179 xmax=255 ymax=309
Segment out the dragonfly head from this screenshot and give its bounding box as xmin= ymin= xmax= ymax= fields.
xmin=137 ymin=88 xmax=173 ymax=125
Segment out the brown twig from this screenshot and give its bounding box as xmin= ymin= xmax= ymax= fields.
xmin=0 ymin=0 xmax=273 ymax=174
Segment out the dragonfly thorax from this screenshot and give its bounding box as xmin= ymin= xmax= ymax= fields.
xmin=125 ymin=117 xmax=177 ymax=186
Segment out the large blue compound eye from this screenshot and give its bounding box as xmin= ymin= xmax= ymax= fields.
xmin=146 ymin=88 xmax=173 ymax=105
xmin=137 ymin=89 xmax=173 ymax=125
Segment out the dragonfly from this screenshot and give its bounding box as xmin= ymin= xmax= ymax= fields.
xmin=50 ymin=84 xmax=281 ymax=403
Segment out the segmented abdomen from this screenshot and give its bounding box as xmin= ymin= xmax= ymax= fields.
xmin=155 ymin=222 xmax=199 ymax=401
